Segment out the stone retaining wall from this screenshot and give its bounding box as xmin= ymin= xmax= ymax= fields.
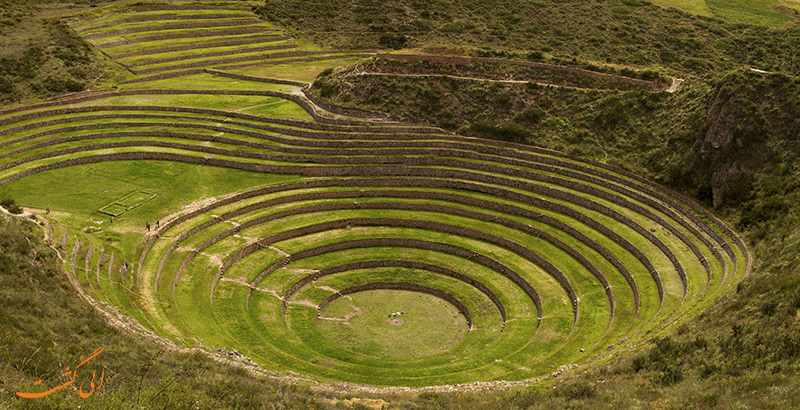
xmin=212 ymin=54 xmax=373 ymax=72
xmin=302 ymin=88 xmax=388 ymax=119
xmin=184 ymin=197 xmax=604 ymax=314
xmin=285 ymin=260 xmax=506 ymax=322
xmin=75 ymin=14 xmax=252 ymax=33
xmin=203 ymin=69 xmax=306 ymax=87
xmin=0 ymin=106 xmax=439 ymax=133
xmin=8 ymin=154 xmax=666 ymax=302
xmin=149 ymin=183 xmax=638 ymax=310
xmin=212 ymin=215 xmax=558 ymax=317
xmin=1 ymin=140 xmax=686 ymax=290
xmin=130 ymin=44 xmax=297 ymax=68
xmin=112 ymin=36 xmax=290 ymax=59
xmin=98 ymin=27 xmax=270 ymax=48
xmin=73 ymin=5 xmax=250 ymax=27
xmin=245 ymin=237 xmax=542 ymax=321
xmin=376 ymin=53 xmax=664 ymax=90
xmin=134 ymin=50 xmax=354 ymax=75
xmin=82 ymin=19 xmax=259 ymax=39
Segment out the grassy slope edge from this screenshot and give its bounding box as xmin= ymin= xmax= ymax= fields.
xmin=0 ymin=215 xmax=328 ymax=409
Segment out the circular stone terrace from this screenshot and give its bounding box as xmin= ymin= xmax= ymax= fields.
xmin=0 ymin=3 xmax=751 ymax=388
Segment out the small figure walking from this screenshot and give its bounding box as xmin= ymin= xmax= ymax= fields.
xmin=46 ymin=207 xmax=50 ymax=215
xmin=110 ymin=216 xmax=113 ymax=224
xmin=146 ymin=222 xmax=150 ymax=231
xmin=155 ymin=220 xmax=160 ymax=229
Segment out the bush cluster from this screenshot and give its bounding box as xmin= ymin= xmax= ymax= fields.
xmin=0 ymin=198 xmax=22 ymax=214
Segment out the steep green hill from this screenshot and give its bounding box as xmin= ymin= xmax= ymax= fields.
xmin=0 ymin=0 xmax=117 ymax=105
xmin=310 ymin=61 xmax=800 ymax=211
xmin=256 ymin=0 xmax=800 ymax=74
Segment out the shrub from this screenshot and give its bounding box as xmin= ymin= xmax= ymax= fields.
xmin=311 ymin=77 xmax=339 ymax=98
xmin=656 ymin=363 xmax=684 ymax=385
xmin=35 ymin=76 xmax=84 ymax=93
xmin=378 ymin=33 xmax=408 ymax=49
xmin=555 ymin=380 xmax=597 ymax=400
xmin=0 ymin=198 xmax=22 ymax=214
xmin=0 ymin=46 xmax=45 ymax=79
xmin=526 ymin=50 xmax=544 ymax=61
xmin=441 ymin=20 xmax=476 ymax=33
xmin=53 ymin=47 xmax=90 ymax=65
xmin=0 ymin=75 xmax=14 ymax=94
xmin=513 ymin=105 xmax=547 ymax=124
xmin=469 ymin=120 xmax=532 ymax=143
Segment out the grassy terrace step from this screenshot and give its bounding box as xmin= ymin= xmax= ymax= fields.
xmin=81 ymin=19 xmax=262 ymax=39
xmin=0 ymin=90 xmax=378 ymax=124
xmin=103 ymin=33 xmax=291 ymax=57
xmin=124 ymin=44 xmax=299 ymax=67
xmin=0 ymin=149 xmax=732 ymax=316
xmin=69 ymin=3 xmax=307 ymax=83
xmin=162 ymin=190 xmax=664 ymax=330
xmin=374 ymin=53 xmax=666 ymax=91
xmin=0 ymin=3 xmax=751 ymax=387
xmin=70 ymin=6 xmax=251 ymax=28
xmin=191 ymin=237 xmax=576 ymax=368
xmin=93 ymin=26 xmax=277 ymax=48
xmin=130 ymin=50 xmax=371 ymax=75
xmin=0 ymin=127 xmax=726 ymax=273
xmin=0 ymin=111 xmax=442 ymax=138
xmin=0 ymin=138 xmax=742 ymax=286
xmin=286 ymin=260 xmax=508 ymax=322
xmin=109 ymin=36 xmax=294 ymax=59
xmin=1 ymin=105 xmax=732 ymax=274
xmin=74 ymin=13 xmax=256 ymax=33
xmin=4 ymin=125 xmax=745 ymax=386
xmin=1 ymin=102 xmax=732 ymax=276
xmin=157 ymin=189 xmax=640 ymax=312
xmin=136 ymin=177 xmax=724 ymax=372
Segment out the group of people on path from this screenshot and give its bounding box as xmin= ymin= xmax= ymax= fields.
xmin=42 ymin=207 xmax=164 ymax=233
xmin=388 ymin=311 xmax=405 ymax=318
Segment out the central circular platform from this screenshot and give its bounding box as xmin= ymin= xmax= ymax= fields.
xmin=316 ymin=289 xmax=469 ymax=359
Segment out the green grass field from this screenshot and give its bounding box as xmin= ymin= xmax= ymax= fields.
xmin=317 ymin=289 xmax=469 ymax=359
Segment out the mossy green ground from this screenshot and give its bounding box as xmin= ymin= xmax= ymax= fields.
xmin=317 ymin=289 xmax=469 ymax=359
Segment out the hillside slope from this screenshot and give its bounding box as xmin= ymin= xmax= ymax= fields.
xmin=0 ymin=215 xmax=327 ymax=409
xmin=256 ymin=0 xmax=800 ymax=75
xmin=0 ymin=1 xmax=116 ymax=105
